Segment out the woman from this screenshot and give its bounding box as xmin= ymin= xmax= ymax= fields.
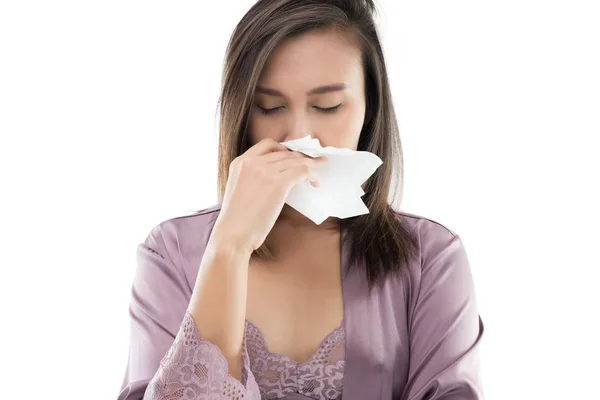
xmin=117 ymin=0 xmax=485 ymax=399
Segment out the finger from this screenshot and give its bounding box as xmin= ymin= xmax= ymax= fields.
xmin=279 ymin=163 xmax=320 ymax=188
xmin=262 ymin=149 xmax=327 ymax=164
xmin=261 ymin=148 xmax=299 ymax=163
xmin=244 ymin=137 xmax=289 ymax=158
xmin=271 ymin=155 xmax=326 ymax=173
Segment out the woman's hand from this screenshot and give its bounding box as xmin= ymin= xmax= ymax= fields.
xmin=210 ymin=137 xmax=328 ymax=255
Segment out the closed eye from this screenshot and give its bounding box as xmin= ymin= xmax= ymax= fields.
xmin=257 ymin=104 xmax=342 ymax=115
xmin=257 ymin=106 xmax=281 ymax=116
xmin=316 ymin=104 xmax=342 ymax=113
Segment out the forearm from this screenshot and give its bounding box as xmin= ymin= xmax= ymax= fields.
xmin=188 ymin=235 xmax=252 ymax=381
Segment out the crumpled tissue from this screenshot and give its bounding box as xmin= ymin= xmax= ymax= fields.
xmin=279 ymin=135 xmax=383 ymax=225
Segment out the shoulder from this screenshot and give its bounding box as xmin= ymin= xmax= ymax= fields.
xmin=382 ymin=209 xmax=470 ymax=306
xmin=143 ymin=204 xmax=222 ymax=251
xmin=140 ymin=204 xmax=223 ymax=287
xmin=390 ymin=209 xmax=474 ymax=309
xmin=394 ymin=209 xmax=458 ymax=239
xmin=392 ymin=209 xmax=461 ymax=267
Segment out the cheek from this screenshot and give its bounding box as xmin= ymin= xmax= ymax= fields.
xmin=341 ymin=103 xmax=364 ymax=134
xmin=323 ymin=104 xmax=363 ymax=149
xmin=246 ymin=110 xmax=275 ymax=146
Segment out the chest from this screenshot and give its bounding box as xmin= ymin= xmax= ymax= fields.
xmin=245 ymin=240 xmax=344 ymax=365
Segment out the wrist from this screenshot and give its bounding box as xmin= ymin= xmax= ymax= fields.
xmin=207 ymin=228 xmax=253 ymax=261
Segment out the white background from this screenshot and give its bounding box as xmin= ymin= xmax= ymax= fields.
xmin=1 ymin=1 xmax=598 ymax=399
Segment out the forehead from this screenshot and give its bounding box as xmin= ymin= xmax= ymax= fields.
xmin=258 ymin=28 xmax=363 ymax=92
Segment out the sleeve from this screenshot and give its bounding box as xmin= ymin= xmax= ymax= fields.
xmin=400 ymin=234 xmax=485 ymax=400
xmin=117 ymin=225 xmax=261 ymax=400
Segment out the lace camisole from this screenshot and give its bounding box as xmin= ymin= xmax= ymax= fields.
xmin=244 ymin=318 xmax=345 ymax=399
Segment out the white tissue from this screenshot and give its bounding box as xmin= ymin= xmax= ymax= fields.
xmin=279 ymin=135 xmax=383 ymax=225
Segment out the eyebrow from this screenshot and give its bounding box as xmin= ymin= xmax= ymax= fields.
xmin=255 ymin=83 xmax=349 ymax=97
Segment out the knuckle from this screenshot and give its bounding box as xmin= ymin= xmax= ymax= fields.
xmin=236 ymin=158 xmax=253 ymax=173
xmin=238 ymin=157 xmax=252 ymax=168
xmin=235 ymin=157 xmax=246 ymax=168
xmin=229 ymin=158 xmax=240 ymax=172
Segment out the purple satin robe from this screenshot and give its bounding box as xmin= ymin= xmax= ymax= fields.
xmin=117 ymin=204 xmax=485 ymax=399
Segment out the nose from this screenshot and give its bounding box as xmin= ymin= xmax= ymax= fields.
xmin=282 ymin=110 xmax=311 ymax=142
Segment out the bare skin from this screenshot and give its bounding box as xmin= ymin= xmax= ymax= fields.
xmin=246 ymin=214 xmax=344 ymax=365
xmin=189 ymin=27 xmax=366 ymax=381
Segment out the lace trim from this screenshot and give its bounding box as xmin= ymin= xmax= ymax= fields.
xmin=144 ymin=310 xmax=260 ymax=399
xmin=245 ymin=319 xmax=345 ymax=399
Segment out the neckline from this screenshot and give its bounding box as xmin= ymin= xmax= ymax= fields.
xmin=244 ymin=317 xmax=345 ymax=366
xmin=244 ymin=226 xmax=348 ymax=367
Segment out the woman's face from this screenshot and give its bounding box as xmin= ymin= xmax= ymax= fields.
xmin=248 ymin=28 xmax=366 ymax=150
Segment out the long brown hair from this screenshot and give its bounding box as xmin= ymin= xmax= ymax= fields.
xmin=212 ymin=0 xmax=419 ymax=294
